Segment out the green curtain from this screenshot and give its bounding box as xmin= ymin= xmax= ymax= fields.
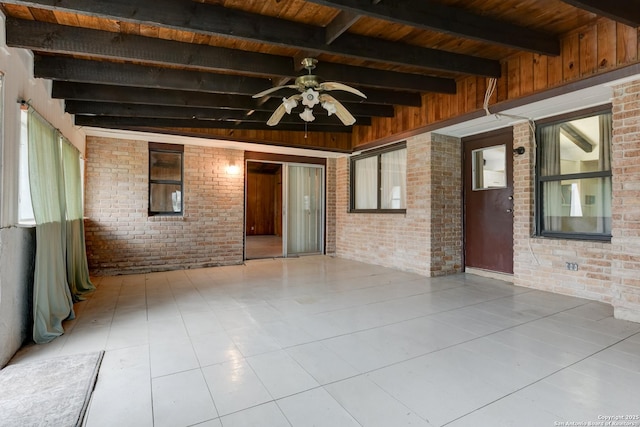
xmin=28 ymin=109 xmax=75 ymax=344
xmin=62 ymin=140 xmax=95 ymax=301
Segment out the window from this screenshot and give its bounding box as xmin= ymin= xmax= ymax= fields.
xmin=536 ymin=108 xmax=612 ymax=240
xmin=18 ymin=107 xmax=35 ymax=225
xmin=472 ymin=145 xmax=506 ymax=190
xmin=350 ymin=142 xmax=407 ymax=212
xmin=149 ymin=142 xmax=183 ymax=215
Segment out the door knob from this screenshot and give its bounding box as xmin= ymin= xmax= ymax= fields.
xmin=506 ymin=209 xmax=512 ymax=213
xmin=508 ymin=196 xmax=513 ymax=200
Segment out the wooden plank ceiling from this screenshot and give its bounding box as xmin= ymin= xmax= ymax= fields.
xmin=2 ymin=0 xmax=638 ymax=152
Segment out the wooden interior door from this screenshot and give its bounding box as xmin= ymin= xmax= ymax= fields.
xmin=246 ymin=162 xmax=282 ymax=236
xmin=463 ymin=128 xmax=514 ymax=274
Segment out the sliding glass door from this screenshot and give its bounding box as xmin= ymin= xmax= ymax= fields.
xmin=285 ymin=165 xmax=324 ymax=256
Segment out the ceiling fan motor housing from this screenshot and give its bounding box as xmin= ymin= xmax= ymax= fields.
xmin=295 ymin=74 xmax=321 ymax=89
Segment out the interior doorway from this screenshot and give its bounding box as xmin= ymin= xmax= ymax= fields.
xmin=245 ymin=161 xmax=325 ymax=260
xmin=245 ymin=162 xmax=283 ymax=259
xmin=463 ymin=128 xmax=514 ymax=275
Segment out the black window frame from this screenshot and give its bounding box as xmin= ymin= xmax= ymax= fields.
xmin=148 ymin=142 xmax=184 ymax=216
xmin=349 ymin=141 xmax=407 ymax=214
xmin=535 ymin=105 xmax=612 ymax=241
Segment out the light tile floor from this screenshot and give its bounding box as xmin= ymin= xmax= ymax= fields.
xmin=10 ymin=256 xmax=640 ymax=427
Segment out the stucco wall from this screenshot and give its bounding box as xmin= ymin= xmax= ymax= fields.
xmin=0 ymin=12 xmax=86 ymax=366
xmin=0 ymin=227 xmax=35 ymax=366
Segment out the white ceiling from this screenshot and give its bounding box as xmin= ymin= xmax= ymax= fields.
xmin=435 ymin=74 xmax=640 ymax=138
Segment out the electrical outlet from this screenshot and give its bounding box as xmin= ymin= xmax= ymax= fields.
xmin=565 ymin=262 xmax=579 ymax=271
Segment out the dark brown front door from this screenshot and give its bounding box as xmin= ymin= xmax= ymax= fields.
xmin=463 ymin=128 xmax=514 ymax=274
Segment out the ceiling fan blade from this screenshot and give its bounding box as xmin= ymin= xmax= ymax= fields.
xmin=266 ymin=94 xmax=301 ymax=126
xmin=319 ymin=82 xmax=367 ymax=99
xmin=266 ymin=102 xmax=288 ymax=126
xmin=252 ymin=85 xmax=298 ymax=98
xmin=319 ymin=94 xmax=357 ymax=126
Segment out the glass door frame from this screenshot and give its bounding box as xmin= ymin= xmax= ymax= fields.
xmin=244 ymin=160 xmax=325 ymax=259
xmin=282 ymin=162 xmax=325 ymax=257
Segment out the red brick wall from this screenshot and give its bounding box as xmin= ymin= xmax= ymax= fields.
xmin=513 ymin=122 xmax=615 ymax=302
xmin=513 ymin=80 xmax=640 ymax=322
xmin=84 ymin=137 xmax=244 ymax=275
xmin=611 ymin=80 xmax=640 ymax=322
xmin=325 ymin=158 xmax=337 ymax=255
xmin=335 ymin=133 xmax=462 ymax=276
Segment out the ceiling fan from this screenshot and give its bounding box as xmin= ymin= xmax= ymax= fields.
xmin=252 ymin=58 xmax=367 ymax=127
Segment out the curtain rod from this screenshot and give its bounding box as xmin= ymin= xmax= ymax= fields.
xmin=18 ymin=98 xmax=80 ymax=154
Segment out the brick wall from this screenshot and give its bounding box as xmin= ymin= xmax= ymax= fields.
xmin=335 ymin=132 xmax=462 ymax=276
xmin=611 ymin=79 xmax=640 ymax=322
xmin=84 ymin=137 xmax=244 ymax=275
xmin=325 ymin=158 xmax=337 ymax=255
xmin=513 ymin=122 xmax=615 ymax=303
xmin=513 ymin=78 xmax=640 ymax=323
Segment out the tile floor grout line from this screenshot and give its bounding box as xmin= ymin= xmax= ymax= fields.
xmin=204 ymin=289 xmax=590 ymax=365
xmin=260 ymin=273 xmax=532 ymax=321
xmin=439 ymin=312 xmax=638 ymax=426
xmin=302 ymin=289 xmax=584 ymax=352
xmin=353 ymin=300 xmax=595 ymax=388
xmin=69 ymin=259 xmax=636 ymax=426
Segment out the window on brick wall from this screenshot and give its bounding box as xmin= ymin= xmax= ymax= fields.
xmin=350 ymin=142 xmax=407 ymax=213
xmin=149 ymin=142 xmax=184 ymax=216
xmin=536 ymin=108 xmax=612 ymax=240
xmin=18 ymin=108 xmax=36 ymax=225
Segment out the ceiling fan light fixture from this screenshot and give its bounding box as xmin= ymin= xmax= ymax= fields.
xmin=283 ymin=96 xmax=298 ymax=114
xmin=301 ymin=88 xmax=320 ymax=108
xmin=299 ymin=108 xmax=315 ymax=122
xmin=322 ymin=100 xmax=337 ymax=116
xmin=254 ymin=58 xmax=366 ymax=127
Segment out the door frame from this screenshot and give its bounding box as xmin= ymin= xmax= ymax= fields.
xmin=243 ymin=157 xmax=326 ymax=260
xmin=244 ymin=160 xmax=283 ymax=260
xmin=462 ymin=127 xmax=515 ymax=275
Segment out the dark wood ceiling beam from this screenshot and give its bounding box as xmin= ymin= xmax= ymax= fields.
xmin=34 ymin=55 xmax=270 ymax=95
xmin=325 ymin=10 xmax=361 ymax=44
xmin=328 ymin=33 xmax=499 ymax=76
xmin=52 ymin=82 xmax=396 ymax=117
xmin=305 ymin=0 xmax=560 ymax=56
xmin=560 ymin=0 xmax=640 ymax=27
xmin=74 ymin=116 xmax=355 ymax=133
xmin=2 ymin=0 xmax=501 ymax=77
xmin=5 ymin=17 xmax=293 ymax=77
xmin=37 ymin=56 xmax=421 ymax=106
xmin=316 ymin=62 xmax=455 ymax=93
xmin=6 ymin=18 xmax=453 ymax=93
xmin=65 ymin=101 xmax=373 ymax=125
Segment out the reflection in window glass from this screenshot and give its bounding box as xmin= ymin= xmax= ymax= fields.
xmin=381 ymin=148 xmax=406 ymax=209
xmin=150 ymin=152 xmax=182 ymax=181
xmin=538 ymin=111 xmax=612 ymax=238
xmin=472 ymin=145 xmax=506 ymax=190
xmin=148 ymin=143 xmax=183 ymax=215
xmin=350 ymin=143 xmax=407 ymax=212
xmin=542 ymin=177 xmax=611 ymax=234
xmin=354 ymin=156 xmax=377 ymax=210
xmin=150 ymin=183 xmax=182 ymax=213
